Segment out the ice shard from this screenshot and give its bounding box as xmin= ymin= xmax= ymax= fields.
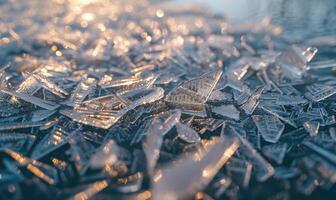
xmin=277 ymin=45 xmax=318 ymax=77
xmin=227 ymin=126 xmax=275 ymax=182
xmin=176 ymin=122 xmax=201 ymax=143
xmin=151 ymin=137 xmax=239 ymax=200
xmin=252 ymin=115 xmax=285 ymax=143
xmin=212 ymin=104 xmax=240 ymax=120
xmin=165 ymin=70 xmax=222 ymax=116
xmin=261 ymin=143 xmax=287 ymax=164
xmin=303 ymin=121 xmax=320 ymax=137
xmin=64 ymin=77 xmax=97 ymax=106
xmin=61 ymin=87 xmax=164 ymax=129
xmin=143 ymin=110 xmax=181 ymax=173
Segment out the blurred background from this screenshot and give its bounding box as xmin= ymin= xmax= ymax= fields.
xmin=175 ymin=0 xmax=336 ymax=38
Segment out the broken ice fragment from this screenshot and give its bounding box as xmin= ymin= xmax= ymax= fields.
xmin=274 ymin=167 xmax=300 ymax=180
xmin=67 ymin=136 xmax=95 ymax=175
xmin=143 ymin=110 xmax=181 ymax=173
xmin=64 ymin=77 xmax=97 ymax=106
xmin=259 ymin=101 xmax=297 ymax=127
xmin=307 ymin=36 xmax=336 ymax=47
xmin=302 ymin=141 xmax=336 ymax=165
xmin=61 ymin=87 xmax=164 ymax=129
xmin=309 ymin=59 xmax=336 ymax=69
xmin=252 ymin=115 xmax=285 ymax=143
xmin=304 ymin=83 xmax=336 ymax=102
xmin=165 ymin=70 xmax=222 ymax=115
xmin=15 ymin=76 xmax=41 ymax=96
xmin=112 ymin=172 xmax=144 ymax=193
xmin=275 ymin=95 xmax=307 ymax=105
xmin=228 ymin=127 xmax=275 ymax=182
xmin=4 ymin=148 xmax=58 ymax=185
xmin=31 ymin=109 xmax=57 ymax=122
xmin=0 ymin=133 xmax=35 ymax=153
xmin=32 ymin=74 xmax=68 ymax=98
xmin=329 ymin=127 xmax=336 ymax=141
xmin=176 ymin=122 xmax=201 ymax=143
xmin=295 ymin=174 xmax=317 ymax=196
xmin=197 ymin=118 xmax=225 ymax=134
xmin=241 ymin=86 xmax=264 ymax=115
xmin=227 ymin=64 xmax=250 ymax=81
xmin=262 ymin=143 xmax=287 ymax=164
xmin=303 ymin=121 xmax=320 ymax=137
xmin=131 ymin=119 xmax=152 ymax=145
xmin=90 ymin=140 xmax=120 ymax=170
xmin=212 ymin=104 xmax=240 ymax=120
xmin=226 ymin=157 xmax=252 ymax=187
xmin=1 ymin=89 xmax=59 ymax=110
xmin=31 ymin=127 xmax=75 ymax=159
xmin=151 ymin=136 xmax=239 ymax=200
xmin=234 ymin=90 xmax=250 ymax=105
xmin=276 ymin=45 xmax=317 ymax=77
xmin=70 ymin=180 xmax=109 ymax=200
xmin=208 ymin=90 xmax=232 ymax=102
xmin=212 ymin=175 xmax=231 ymax=198
xmin=0 ymin=121 xmax=44 ymax=131
xmin=99 ymin=73 xmax=157 ymax=91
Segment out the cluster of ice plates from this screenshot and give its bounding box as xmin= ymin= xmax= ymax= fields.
xmin=0 ymin=0 xmax=336 ymax=199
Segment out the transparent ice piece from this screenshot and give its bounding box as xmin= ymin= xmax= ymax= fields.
xmin=61 ymin=87 xmax=164 ymax=129
xmin=31 ymin=127 xmax=74 ymax=159
xmin=0 ymin=133 xmax=35 ymax=153
xmin=274 ymin=167 xmax=300 ymax=180
xmin=64 ymin=77 xmax=97 ymax=106
xmin=329 ymin=127 xmax=336 ymax=141
xmin=259 ymin=101 xmax=297 ymax=127
xmin=303 ymin=121 xmax=320 ymax=137
xmin=151 ymin=137 xmax=239 ymax=200
xmin=276 ymin=45 xmax=318 ymax=77
xmin=0 ymin=120 xmax=44 ymax=131
xmin=67 ymin=136 xmax=95 ymax=175
xmin=208 ymin=90 xmax=232 ymax=102
xmin=131 ymin=119 xmax=152 ymax=145
xmin=90 ymin=140 xmax=120 ymax=170
xmin=309 ymin=59 xmax=336 ymax=69
xmin=176 ymin=122 xmax=201 ymax=143
xmin=295 ymin=174 xmax=317 ymax=195
xmin=241 ymin=86 xmax=264 ymax=115
xmin=98 ymin=73 xmax=157 ymax=91
xmin=15 ymin=76 xmax=41 ymax=96
xmin=165 ymin=70 xmax=222 ymax=113
xmin=112 ymin=172 xmax=143 ymax=193
xmin=143 ymin=110 xmax=181 ymax=173
xmin=252 ymin=115 xmax=285 ymax=143
xmin=212 ymin=175 xmax=232 ymax=198
xmin=226 ymin=157 xmax=252 ymax=187
xmin=212 ymin=104 xmax=240 ymax=120
xmin=198 ymin=118 xmax=225 ymax=134
xmin=227 ymin=64 xmax=250 ymax=81
xmin=229 ymin=127 xmax=275 ymax=182
xmin=31 ymin=109 xmax=57 ymax=122
xmin=234 ymin=90 xmax=250 ymax=105
xmin=275 ymin=95 xmax=307 ymax=105
xmin=302 ymin=141 xmax=336 ymax=165
xmin=32 ymin=74 xmax=68 ymax=98
xmin=304 ymin=83 xmax=336 ymax=102
xmin=262 ymin=143 xmax=287 ymax=164
xmin=1 ymin=89 xmax=60 ymax=110
xmin=70 ymin=180 xmax=109 ymax=200
xmin=4 ymin=148 xmax=58 ymax=185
